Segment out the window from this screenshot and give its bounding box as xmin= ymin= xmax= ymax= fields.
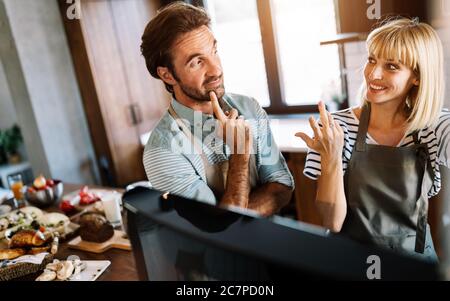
xmin=206 ymin=0 xmax=270 ymax=107
xmin=204 ymin=0 xmax=345 ymax=114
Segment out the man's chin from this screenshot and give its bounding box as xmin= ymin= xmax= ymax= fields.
xmin=207 ymin=87 xmax=225 ymax=100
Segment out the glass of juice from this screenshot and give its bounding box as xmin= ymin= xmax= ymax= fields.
xmin=7 ymin=174 xmax=25 ymax=206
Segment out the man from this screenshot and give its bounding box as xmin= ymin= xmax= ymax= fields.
xmin=141 ymin=2 xmax=293 ymax=216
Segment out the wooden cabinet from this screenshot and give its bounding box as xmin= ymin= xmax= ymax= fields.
xmin=59 ymin=0 xmax=170 ymax=187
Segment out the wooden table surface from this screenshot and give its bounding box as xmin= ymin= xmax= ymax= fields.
xmin=17 ymin=183 xmax=139 ymax=281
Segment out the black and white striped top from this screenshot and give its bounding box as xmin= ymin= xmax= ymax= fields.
xmin=304 ymin=108 xmax=450 ymax=197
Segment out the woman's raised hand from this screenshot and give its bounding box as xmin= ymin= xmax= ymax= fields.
xmin=295 ymin=101 xmax=344 ymax=166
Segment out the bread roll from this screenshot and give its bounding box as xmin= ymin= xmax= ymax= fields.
xmin=0 ymin=248 xmax=26 ymax=260
xmin=79 ymin=213 xmax=114 ymax=243
xmin=9 ymin=230 xmax=47 ymax=248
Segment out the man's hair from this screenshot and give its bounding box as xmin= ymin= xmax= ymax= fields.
xmin=140 ymin=2 xmax=211 ymax=94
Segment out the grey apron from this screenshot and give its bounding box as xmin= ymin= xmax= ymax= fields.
xmin=342 ymin=102 xmax=438 ymax=261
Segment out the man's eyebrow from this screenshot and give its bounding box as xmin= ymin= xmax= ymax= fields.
xmin=184 ymin=40 xmax=218 ymax=66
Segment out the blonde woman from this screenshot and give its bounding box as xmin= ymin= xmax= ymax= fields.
xmin=296 ymin=18 xmax=449 ymax=261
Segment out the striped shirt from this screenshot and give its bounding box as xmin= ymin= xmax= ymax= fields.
xmin=143 ymin=93 xmax=294 ymax=205
xmin=304 ymin=107 xmax=450 ymax=197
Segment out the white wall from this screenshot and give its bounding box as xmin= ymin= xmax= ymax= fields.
xmin=0 ymin=59 xmax=17 ymax=130
xmin=430 ymin=0 xmax=450 ymax=108
xmin=344 ymin=41 xmax=366 ymax=107
xmin=0 ymin=0 xmax=99 ymax=184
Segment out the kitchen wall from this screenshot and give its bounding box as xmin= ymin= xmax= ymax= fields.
xmin=0 ymin=0 xmax=99 ymax=184
xmin=430 ymin=0 xmax=450 ymax=109
xmin=0 ymin=59 xmax=16 ymax=129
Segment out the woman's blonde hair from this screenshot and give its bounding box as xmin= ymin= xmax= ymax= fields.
xmin=359 ymin=17 xmax=445 ymax=133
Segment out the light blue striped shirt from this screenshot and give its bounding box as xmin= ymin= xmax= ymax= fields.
xmin=143 ymin=93 xmax=294 ymax=204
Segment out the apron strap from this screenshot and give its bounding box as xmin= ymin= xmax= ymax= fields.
xmin=168 ymin=104 xmax=204 ymax=156
xmin=356 ymin=102 xmax=371 ymax=152
xmin=412 ymin=131 xmax=420 ymax=145
xmin=414 ymin=145 xmax=433 ymax=253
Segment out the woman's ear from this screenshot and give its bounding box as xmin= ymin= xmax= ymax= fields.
xmin=413 ymin=78 xmax=420 ymax=87
xmin=157 ymin=67 xmax=177 ymax=86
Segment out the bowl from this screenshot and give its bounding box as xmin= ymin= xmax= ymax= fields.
xmin=25 ymin=180 xmax=64 ymax=208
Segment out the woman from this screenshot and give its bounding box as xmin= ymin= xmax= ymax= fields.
xmin=296 ymin=18 xmax=449 ymax=261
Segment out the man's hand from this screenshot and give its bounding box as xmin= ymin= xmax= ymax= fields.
xmin=210 ymin=91 xmax=252 ymax=157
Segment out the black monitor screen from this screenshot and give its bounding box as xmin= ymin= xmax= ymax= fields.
xmin=123 ymin=187 xmax=439 ymax=281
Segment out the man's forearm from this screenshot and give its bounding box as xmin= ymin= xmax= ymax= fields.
xmin=220 ymin=154 xmax=250 ymax=208
xmin=248 ymin=183 xmax=293 ymax=217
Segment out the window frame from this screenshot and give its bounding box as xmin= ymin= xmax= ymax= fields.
xmin=256 ymin=0 xmax=348 ymax=114
xmin=199 ymin=0 xmax=349 ymax=114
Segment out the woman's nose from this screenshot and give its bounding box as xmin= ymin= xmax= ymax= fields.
xmin=369 ymin=65 xmax=383 ymax=80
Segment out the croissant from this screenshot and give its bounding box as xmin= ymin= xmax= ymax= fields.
xmin=9 ymin=230 xmax=47 ymax=248
xmin=0 ymin=248 xmax=26 ymax=260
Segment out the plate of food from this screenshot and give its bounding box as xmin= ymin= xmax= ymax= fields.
xmin=59 ymin=186 xmax=122 ymax=214
xmin=0 ymin=206 xmax=78 ymax=243
xmin=35 ymin=258 xmax=111 ymax=281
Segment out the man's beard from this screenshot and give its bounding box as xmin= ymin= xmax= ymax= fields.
xmin=178 ymin=75 xmax=225 ymax=102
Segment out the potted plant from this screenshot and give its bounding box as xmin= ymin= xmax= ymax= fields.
xmin=0 ymin=124 xmax=23 ymax=164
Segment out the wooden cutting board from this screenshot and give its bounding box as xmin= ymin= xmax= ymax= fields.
xmin=67 ymin=230 xmax=131 ymax=253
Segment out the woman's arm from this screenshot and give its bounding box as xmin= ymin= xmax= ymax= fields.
xmin=316 ymin=158 xmax=347 ymax=232
xmin=296 ymin=102 xmax=347 ymax=232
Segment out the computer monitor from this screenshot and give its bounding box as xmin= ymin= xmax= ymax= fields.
xmin=123 ymin=187 xmax=439 ymax=281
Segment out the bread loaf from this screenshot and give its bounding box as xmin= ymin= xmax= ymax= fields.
xmin=79 ymin=213 xmax=114 ymax=243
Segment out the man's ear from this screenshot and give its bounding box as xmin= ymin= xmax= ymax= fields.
xmin=157 ymin=67 xmax=177 ymax=86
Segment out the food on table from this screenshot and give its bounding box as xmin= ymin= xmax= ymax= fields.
xmin=36 ymin=212 xmax=70 ymax=234
xmin=59 ymin=186 xmax=101 ymax=214
xmin=33 ymin=175 xmax=47 ymax=190
xmin=79 ymin=212 xmax=114 ymax=243
xmin=9 ymin=229 xmax=47 ymax=248
xmin=27 ymin=245 xmax=51 ymax=255
xmin=35 ymin=269 xmax=57 ymax=281
xmin=0 ymin=206 xmax=70 ymax=240
xmin=36 ymin=258 xmax=86 ymax=281
xmin=78 ymin=186 xmax=101 ymax=205
xmin=0 ymin=206 xmax=43 ymax=239
xmin=59 ymin=200 xmax=75 ymax=213
xmin=0 ymin=247 xmax=26 ymax=260
xmin=0 ymin=207 xmax=67 ymax=263
xmin=25 ymin=175 xmax=64 ymax=208
xmin=57 ymin=260 xmax=74 ymax=280
xmin=0 ymin=229 xmax=59 ymax=260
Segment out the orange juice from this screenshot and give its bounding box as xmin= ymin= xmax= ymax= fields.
xmin=11 ymin=181 xmax=24 ymax=200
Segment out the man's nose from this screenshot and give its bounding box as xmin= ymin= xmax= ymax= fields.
xmin=206 ymin=58 xmax=222 ymax=77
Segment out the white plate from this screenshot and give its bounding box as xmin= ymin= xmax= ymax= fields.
xmin=63 ymin=189 xmax=121 ymax=205
xmin=68 ymin=260 xmax=111 ymax=281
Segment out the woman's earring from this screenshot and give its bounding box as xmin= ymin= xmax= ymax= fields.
xmin=405 ymin=99 xmax=412 ymax=110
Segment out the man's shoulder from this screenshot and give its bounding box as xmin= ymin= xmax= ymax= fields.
xmin=144 ymin=111 xmax=177 ymax=151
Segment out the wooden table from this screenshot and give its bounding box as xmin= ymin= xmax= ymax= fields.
xmin=17 ymin=183 xmax=139 ymax=281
